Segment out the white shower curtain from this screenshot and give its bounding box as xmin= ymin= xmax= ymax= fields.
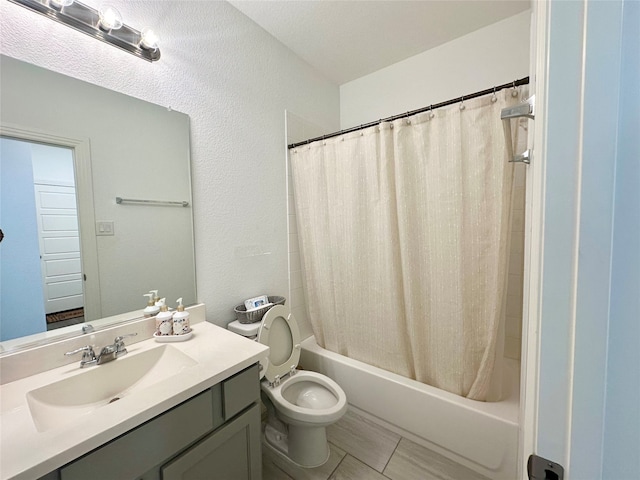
xmin=290 ymin=91 xmax=521 ymax=401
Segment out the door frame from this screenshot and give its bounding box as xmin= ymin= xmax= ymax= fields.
xmin=1 ymin=123 xmax=102 ymax=321
xmin=518 ymin=2 xmax=549 ymax=478
xmin=520 ymin=1 xmax=627 ymax=478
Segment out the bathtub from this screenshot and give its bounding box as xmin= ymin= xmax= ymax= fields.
xmin=299 ymin=336 xmax=519 ymax=479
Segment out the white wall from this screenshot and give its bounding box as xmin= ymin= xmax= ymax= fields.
xmin=0 ymin=1 xmax=340 ymax=326
xmin=340 ymin=11 xmax=531 ymax=129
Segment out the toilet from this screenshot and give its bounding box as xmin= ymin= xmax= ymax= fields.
xmin=228 ymin=305 xmax=347 ymax=467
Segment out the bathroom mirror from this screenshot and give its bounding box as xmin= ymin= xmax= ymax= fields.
xmin=0 ymin=55 xmax=196 ymax=351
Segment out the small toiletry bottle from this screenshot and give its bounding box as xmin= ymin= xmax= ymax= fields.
xmin=156 ymin=298 xmax=174 ymax=335
xmin=173 ymin=298 xmax=190 ymax=335
xmin=143 ymin=293 xmax=160 ymax=317
xmin=151 ymin=289 xmax=160 ymax=306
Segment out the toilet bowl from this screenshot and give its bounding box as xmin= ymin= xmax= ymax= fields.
xmin=230 ymin=305 xmax=347 ymax=467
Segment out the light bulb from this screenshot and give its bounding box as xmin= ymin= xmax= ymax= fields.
xmin=98 ymin=5 xmax=123 ymax=31
xmin=49 ymin=0 xmax=74 ymax=8
xmin=140 ymin=28 xmax=159 ymax=50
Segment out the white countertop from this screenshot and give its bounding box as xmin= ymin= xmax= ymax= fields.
xmin=0 ymin=322 xmax=268 ymax=480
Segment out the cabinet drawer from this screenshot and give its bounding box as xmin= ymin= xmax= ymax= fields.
xmin=60 ymin=390 xmax=214 ymax=480
xmin=222 ymin=364 xmax=259 ymax=420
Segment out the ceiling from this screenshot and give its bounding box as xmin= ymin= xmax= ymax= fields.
xmin=229 ymin=1 xmax=530 ymax=85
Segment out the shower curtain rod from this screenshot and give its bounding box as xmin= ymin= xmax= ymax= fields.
xmin=288 ymin=76 xmax=530 ymax=149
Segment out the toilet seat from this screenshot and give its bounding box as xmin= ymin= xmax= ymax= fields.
xmin=257 ymin=305 xmax=301 ymax=384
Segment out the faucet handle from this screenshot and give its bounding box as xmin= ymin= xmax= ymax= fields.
xmin=64 ymin=345 xmax=97 ymax=367
xmin=114 ymin=333 xmax=137 ymax=355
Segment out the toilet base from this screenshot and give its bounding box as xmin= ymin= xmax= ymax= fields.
xmin=264 ymin=423 xmax=330 ymax=468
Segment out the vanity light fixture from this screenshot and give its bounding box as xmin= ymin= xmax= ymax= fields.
xmin=7 ymin=0 xmax=161 ymax=62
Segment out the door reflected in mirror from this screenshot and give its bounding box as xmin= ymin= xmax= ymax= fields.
xmin=0 ymin=138 xmax=86 ymax=339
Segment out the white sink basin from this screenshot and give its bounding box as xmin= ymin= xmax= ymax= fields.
xmin=26 ymin=345 xmax=197 ymax=432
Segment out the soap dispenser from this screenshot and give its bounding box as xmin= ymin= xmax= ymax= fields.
xmin=143 ymin=293 xmax=160 ymax=317
xmin=155 ymin=298 xmax=174 ymax=336
xmin=151 ymin=289 xmax=160 ymax=306
xmin=173 ymin=298 xmax=190 ymax=335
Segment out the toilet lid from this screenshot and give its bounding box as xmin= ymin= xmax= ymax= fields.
xmin=257 ymin=305 xmax=300 ymax=383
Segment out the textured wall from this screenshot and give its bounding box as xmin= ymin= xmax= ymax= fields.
xmin=0 ymin=1 xmax=340 ymax=325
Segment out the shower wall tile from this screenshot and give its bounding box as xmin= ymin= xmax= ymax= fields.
xmin=288 ymin=214 xmax=298 ymax=234
xmin=509 ymin=252 xmax=524 ymax=275
xmin=513 ymin=186 xmax=525 ymax=204
xmin=506 ymin=315 xmax=523 ymax=338
xmin=287 ymin=194 xmax=296 ymax=213
xmin=290 ymin=286 xmax=305 ymax=309
xmin=289 ymin=251 xmax=302 ymax=273
xmin=287 ymin=168 xmax=294 ymax=187
xmin=511 ymin=232 xmax=525 ymax=253
xmin=514 ymin=163 xmax=527 ymax=188
xmin=505 ymin=336 xmax=522 ymax=360
xmin=289 ymin=233 xmax=300 ymax=253
xmin=506 ymin=295 xmax=524 ymax=318
xmin=293 ymin=305 xmax=313 ymax=340
xmin=290 ymin=269 xmax=303 ymax=290
xmin=512 ymin=210 xmax=526 ymax=232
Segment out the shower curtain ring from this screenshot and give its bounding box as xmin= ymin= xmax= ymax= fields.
xmin=429 ymin=105 xmax=435 ymax=119
xmin=511 ymin=80 xmax=519 ymax=97
xmin=491 ymin=87 xmax=498 ymax=103
xmin=459 ymin=97 xmax=465 ymax=110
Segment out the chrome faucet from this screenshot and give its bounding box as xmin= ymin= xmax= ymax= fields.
xmin=64 ymin=333 xmax=138 ymax=368
xmin=64 ymin=345 xmax=98 ymax=368
xmin=113 ymin=333 xmax=137 ymax=357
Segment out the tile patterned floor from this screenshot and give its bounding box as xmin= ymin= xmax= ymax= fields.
xmin=262 ymin=409 xmax=491 ymax=480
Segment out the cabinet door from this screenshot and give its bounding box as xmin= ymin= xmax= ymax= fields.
xmin=161 ymin=404 xmax=261 ymax=480
xmin=60 ymin=390 xmax=214 ymax=480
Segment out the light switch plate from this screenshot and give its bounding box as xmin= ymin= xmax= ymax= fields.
xmin=96 ymin=221 xmax=115 ymax=236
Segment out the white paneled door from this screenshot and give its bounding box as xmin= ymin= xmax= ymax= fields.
xmin=34 ymin=184 xmax=83 ymax=314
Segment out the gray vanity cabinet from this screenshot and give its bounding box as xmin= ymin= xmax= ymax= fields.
xmin=50 ymin=364 xmax=261 ymax=480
